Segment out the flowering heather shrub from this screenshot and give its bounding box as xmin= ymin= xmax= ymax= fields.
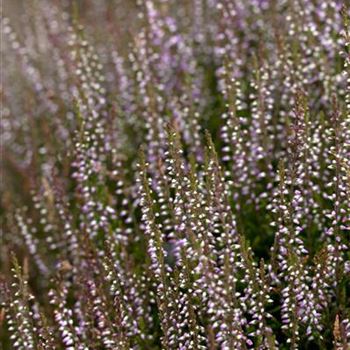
xmin=1 ymin=0 xmax=350 ymax=349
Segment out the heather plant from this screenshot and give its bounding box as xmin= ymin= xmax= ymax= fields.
xmin=1 ymin=1 xmax=350 ymax=349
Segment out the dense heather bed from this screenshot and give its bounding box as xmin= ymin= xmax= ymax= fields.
xmin=1 ymin=1 xmax=350 ymax=349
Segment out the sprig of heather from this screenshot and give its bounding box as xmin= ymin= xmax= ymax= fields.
xmin=3 ymin=256 xmax=57 ymax=350
xmin=49 ymin=267 xmax=83 ymax=350
xmin=14 ymin=209 xmax=49 ymax=277
xmin=138 ymin=150 xmax=174 ymax=348
xmin=219 ymin=61 xmax=249 ymax=215
xmin=270 ymin=161 xmax=313 ymax=346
